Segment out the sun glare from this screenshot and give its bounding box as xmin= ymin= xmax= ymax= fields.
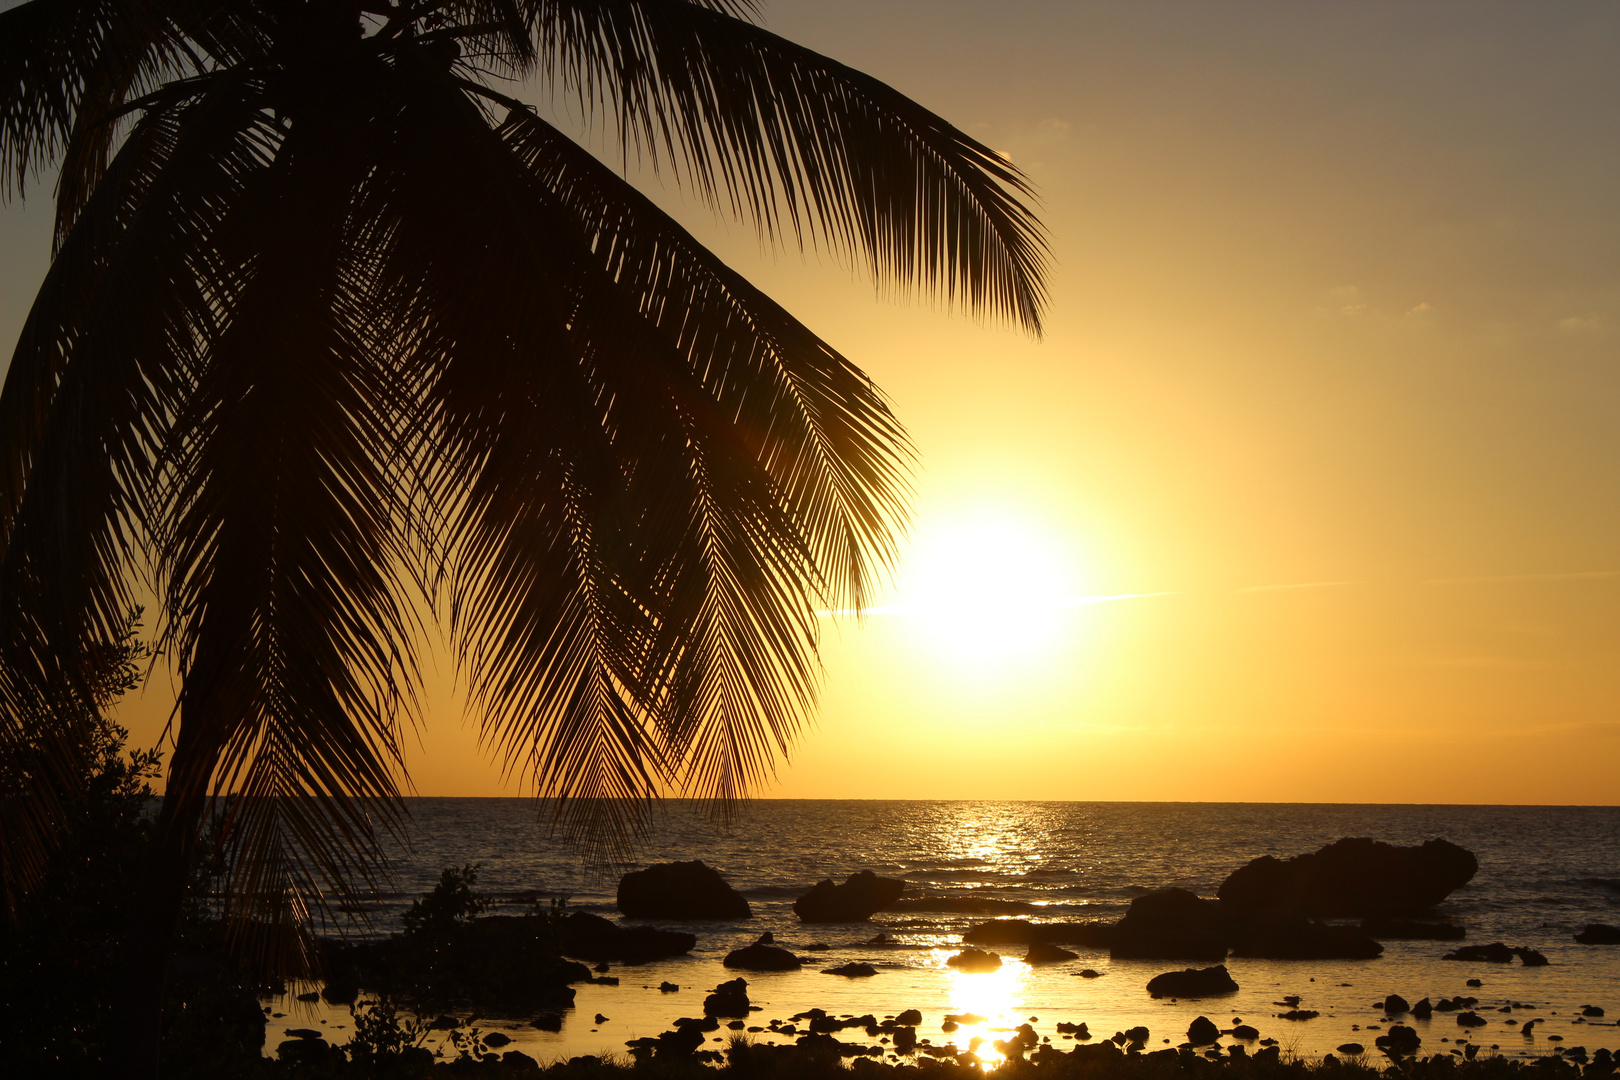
xmin=895 ymin=513 xmax=1082 ymax=672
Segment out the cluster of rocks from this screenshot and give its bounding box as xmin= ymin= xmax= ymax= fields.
xmin=611 ymin=860 xmax=908 ymax=924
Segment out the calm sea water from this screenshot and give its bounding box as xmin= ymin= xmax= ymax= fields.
xmin=272 ymin=801 xmax=1620 ymax=1066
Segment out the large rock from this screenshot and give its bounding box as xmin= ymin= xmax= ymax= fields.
xmin=722 ymin=943 xmax=802 ymax=971
xmin=1110 ymin=889 xmax=1228 ymax=961
xmin=792 ymin=870 xmax=906 ymax=922
xmin=1575 ymin=924 xmax=1620 ymax=944
xmin=704 ymin=978 xmax=750 ymax=1017
xmin=1230 ymin=912 xmax=1383 ymax=960
xmin=559 ymin=912 xmax=696 ymax=963
xmin=1218 ymin=838 xmax=1477 ymax=916
xmin=1145 ymin=964 xmax=1239 ymax=998
xmin=617 ymin=861 xmax=751 ymax=920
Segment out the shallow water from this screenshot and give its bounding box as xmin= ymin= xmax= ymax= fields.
xmin=265 ymin=801 xmax=1620 ymax=1066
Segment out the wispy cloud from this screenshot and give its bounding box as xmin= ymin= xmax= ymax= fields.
xmin=1234 ymin=581 xmax=1353 ymax=594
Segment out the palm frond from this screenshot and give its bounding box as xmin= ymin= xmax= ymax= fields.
xmin=528 ymin=0 xmax=1048 ymax=331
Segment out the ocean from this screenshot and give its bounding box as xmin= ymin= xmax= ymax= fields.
xmin=271 ymin=800 xmax=1620 ymax=1066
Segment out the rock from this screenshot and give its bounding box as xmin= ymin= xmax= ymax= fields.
xmin=1024 ymin=942 xmax=1079 ymax=964
xmin=594 ymin=1014 xmax=609 ymax=1024
xmin=1360 ymin=918 xmax=1466 ymax=940
xmin=430 ymin=1015 xmax=463 ymax=1030
xmin=1078 ymin=968 xmax=1102 ymax=978
xmin=284 ymin=1027 xmax=324 ymax=1039
xmin=1110 ymin=889 xmax=1228 ymax=961
xmin=484 ymin=1033 xmax=512 ymax=1047
xmin=1187 ymin=1016 xmax=1220 ymax=1044
xmin=895 ymin=1009 xmax=922 ymax=1026
xmin=617 ymin=861 xmax=751 ymax=920
xmin=502 ymin=1050 xmax=539 ymax=1070
xmin=821 ymin=963 xmax=878 ymax=977
xmin=1375 ymin=1025 xmax=1421 ymax=1055
xmin=295 ymin=991 xmax=319 ymax=1002
xmin=1278 ymin=1010 xmax=1319 ymax=1021
xmin=1338 ymin=1043 xmax=1365 ymax=1055
xmin=1514 ymin=947 xmax=1548 ymax=966
xmin=659 ymin=982 xmax=679 ymax=992
xmin=894 ymin=1026 xmax=917 ymax=1054
xmin=1582 ymin=1006 xmax=1605 ymax=1018
xmin=1466 ymin=979 xmax=1482 ymax=987
xmin=704 ymin=978 xmax=750 ymax=1017
xmin=1146 ymin=964 xmax=1239 ymax=998
xmin=1443 ymin=942 xmax=1521 ymax=963
xmin=559 ymin=912 xmax=696 ymax=963
xmin=531 ymin=1014 xmax=562 ymax=1032
xmin=1384 ymin=994 xmax=1410 ymax=1014
xmin=793 ymin=870 xmax=906 ymax=922
xmin=1232 ymin=1025 xmax=1260 ymax=1040
xmin=1575 ymin=924 xmax=1620 ymax=944
xmin=723 ymin=943 xmax=802 ymax=971
xmin=320 ymin=981 xmax=358 ymax=1005
xmin=946 ymin=948 xmax=1002 ymax=972
xmin=1231 ymin=911 xmax=1383 ymax=960
xmin=1219 ymin=838 xmax=1478 ymax=917
xmin=1457 ymin=1012 xmax=1486 ymax=1027
xmin=1412 ymin=998 xmax=1433 ymax=1019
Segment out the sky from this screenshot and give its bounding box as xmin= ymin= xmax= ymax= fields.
xmin=3 ymin=0 xmax=1619 ymax=804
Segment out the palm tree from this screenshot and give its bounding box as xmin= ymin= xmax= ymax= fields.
xmin=0 ymin=0 xmax=1044 ymax=1069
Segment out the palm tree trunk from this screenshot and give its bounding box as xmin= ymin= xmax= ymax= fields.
xmin=108 ymin=744 xmax=211 ymax=1078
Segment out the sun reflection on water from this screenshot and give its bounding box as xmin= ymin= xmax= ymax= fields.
xmin=938 ymin=956 xmax=1033 ymax=1069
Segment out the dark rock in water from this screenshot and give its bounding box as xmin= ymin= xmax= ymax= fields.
xmin=1232 ymin=1025 xmax=1260 ymax=1040
xmin=1466 ymin=979 xmax=1482 ymax=988
xmin=894 ymin=1026 xmax=918 ymax=1054
xmin=484 ymin=1032 xmax=512 ymax=1047
xmin=946 ymin=948 xmax=1002 ymax=972
xmin=896 ymin=1009 xmax=923 ymax=1026
xmin=1457 ymin=1012 xmax=1487 ymax=1027
xmin=594 ymin=1014 xmax=609 ymax=1025
xmin=1078 ymin=968 xmax=1102 ymax=978
xmin=430 ymin=1015 xmax=463 ymax=1030
xmin=1111 ymin=889 xmax=1228 ymax=961
xmin=1187 ymin=1016 xmax=1220 ymax=1045
xmin=285 ymin=1027 xmax=324 ymax=1039
xmin=1278 ymin=1010 xmax=1319 ymax=1021
xmin=1360 ymin=918 xmax=1465 ymax=940
xmin=658 ymin=982 xmax=679 ymax=993
xmin=1412 ymin=998 xmax=1433 ymax=1020
xmin=503 ymin=1050 xmax=538 ymax=1069
xmin=1514 ymin=947 xmax=1549 ymax=967
xmin=1575 ymin=924 xmax=1620 ymax=944
xmin=793 ymin=870 xmax=906 ymax=922
xmin=822 ymin=963 xmax=878 ymax=977
xmin=1384 ymin=994 xmax=1410 ymax=1014
xmin=1443 ymin=942 xmax=1519 ymax=963
xmin=1583 ymin=1006 xmax=1606 ymax=1018
xmin=560 ymin=912 xmax=696 ymax=963
xmin=1376 ymin=1025 xmax=1422 ymax=1055
xmin=295 ymin=991 xmax=319 ymax=1003
xmin=1146 ymin=964 xmax=1239 ymax=998
xmin=704 ymin=978 xmax=750 ymax=1017
xmin=1338 ymin=1043 xmax=1365 ymax=1055
xmin=531 ymin=1014 xmax=563 ymax=1032
xmin=320 ymin=981 xmax=358 ymax=1005
xmin=536 ymin=984 xmax=576 ymax=1010
xmin=1232 ymin=911 xmax=1383 ymax=960
xmin=723 ymin=943 xmax=802 ymax=971
xmin=618 ymin=861 xmax=751 ymax=920
xmin=1219 ymin=838 xmax=1477 ymax=916
xmin=1024 ymin=942 xmax=1080 ymax=964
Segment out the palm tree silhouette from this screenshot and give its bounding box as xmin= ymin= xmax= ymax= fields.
xmin=1 ymin=0 xmax=1044 ymax=1068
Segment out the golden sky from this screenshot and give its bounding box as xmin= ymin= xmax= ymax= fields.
xmin=3 ymin=0 xmax=1618 ymax=803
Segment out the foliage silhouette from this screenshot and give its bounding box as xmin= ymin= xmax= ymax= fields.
xmin=0 ymin=1 xmax=1045 ymax=1069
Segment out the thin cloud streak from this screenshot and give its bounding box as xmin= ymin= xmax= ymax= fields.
xmin=1235 ymin=581 xmax=1353 ymax=594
